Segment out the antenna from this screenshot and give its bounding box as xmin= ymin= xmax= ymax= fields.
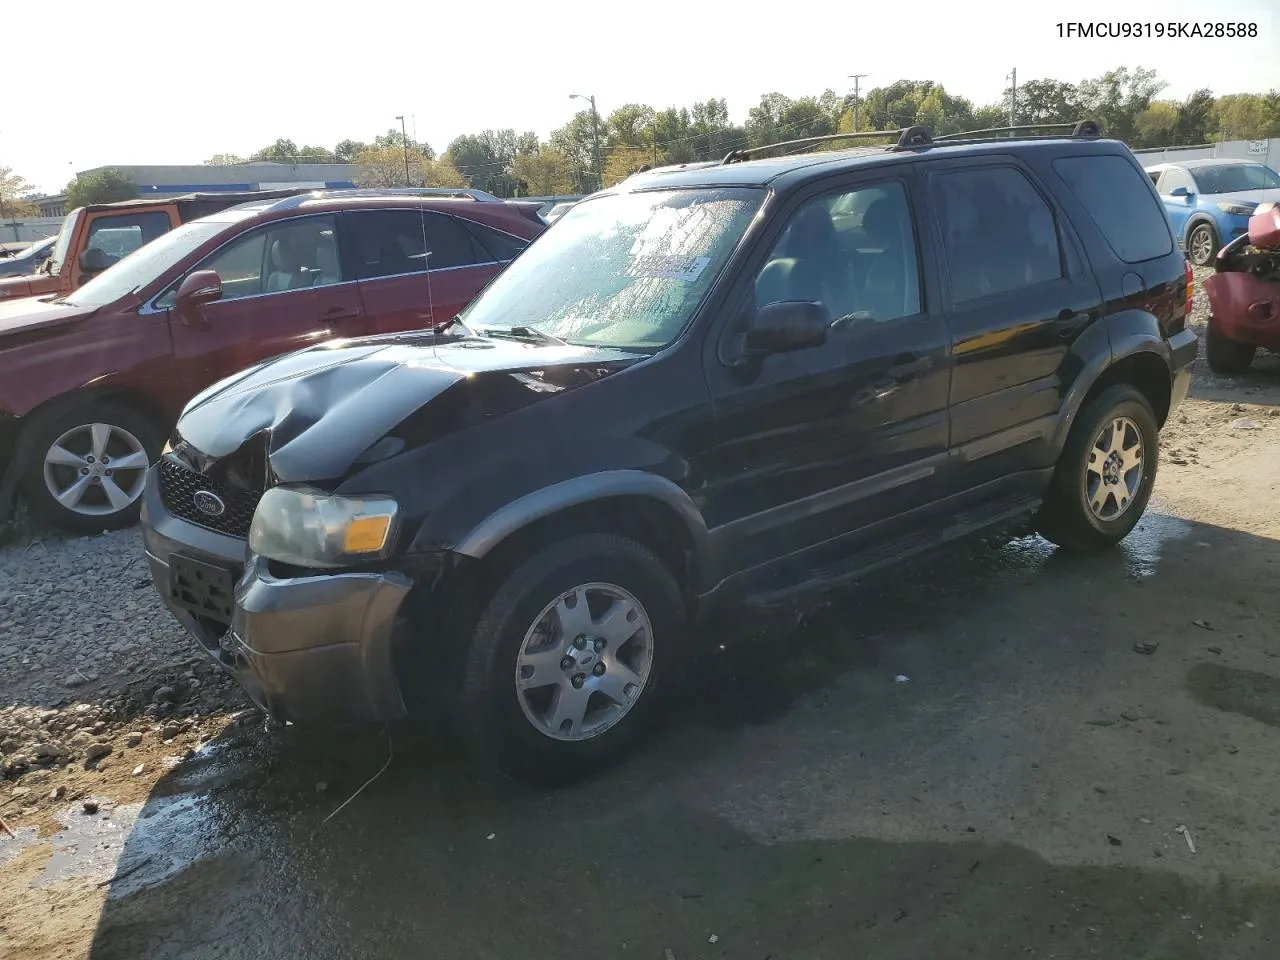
xmin=418 ymin=209 xmax=436 ymax=330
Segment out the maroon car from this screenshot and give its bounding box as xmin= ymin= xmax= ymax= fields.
xmin=0 ymin=190 xmax=545 ymax=532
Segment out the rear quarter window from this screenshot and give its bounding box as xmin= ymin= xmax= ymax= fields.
xmin=1053 ymin=155 xmax=1174 ymax=264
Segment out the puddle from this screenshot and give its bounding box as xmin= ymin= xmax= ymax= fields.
xmin=0 ymin=824 xmax=40 ymax=864
xmin=994 ymin=509 xmax=1190 ymax=580
xmin=35 ymin=791 xmax=229 ymax=898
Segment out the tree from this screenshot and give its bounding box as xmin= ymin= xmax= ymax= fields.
xmin=333 ymin=139 xmax=368 ymax=163
xmin=1074 ymin=67 xmax=1166 ymax=143
xmin=510 ymin=148 xmax=577 ymax=196
xmin=1174 ymin=89 xmax=1216 ymax=146
xmin=421 ymin=157 xmax=467 ymax=189
xmin=352 ymin=146 xmax=465 ymax=189
xmin=443 ymin=129 xmax=532 ymax=196
xmin=861 ymin=81 xmax=973 ymax=134
xmin=1010 ymin=79 xmax=1082 ymax=126
xmin=1211 ymin=92 xmax=1280 ymax=141
xmin=603 ymin=146 xmax=666 ymax=188
xmin=204 ymin=153 xmax=246 ymax=166
xmin=549 ymin=111 xmax=605 ymax=192
xmin=0 ymin=166 xmax=39 ymax=219
xmin=250 ymin=138 xmax=335 ymax=163
xmin=65 ymin=169 xmax=137 ymax=208
xmin=1134 ymin=101 xmax=1180 ymax=148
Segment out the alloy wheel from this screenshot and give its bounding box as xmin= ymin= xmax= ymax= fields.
xmin=42 ymin=422 xmax=150 ymax=517
xmin=1084 ymin=416 xmax=1144 ymax=521
xmin=513 ymin=582 xmax=654 ymax=742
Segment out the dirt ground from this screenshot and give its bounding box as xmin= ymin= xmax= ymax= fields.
xmin=3 ymin=282 xmax=1280 ymax=959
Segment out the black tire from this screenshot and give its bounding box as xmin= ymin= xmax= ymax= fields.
xmin=1186 ymin=221 xmax=1219 ymax=267
xmin=1037 ymin=385 xmax=1159 ymax=552
xmin=1205 ymin=316 xmax=1256 ymax=374
xmin=20 ymin=402 xmax=164 ymax=534
xmin=450 ymin=533 xmax=686 ymax=785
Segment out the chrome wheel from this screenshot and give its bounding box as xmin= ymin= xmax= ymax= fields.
xmin=1189 ymin=225 xmax=1214 ymax=265
xmin=42 ymin=422 xmax=149 ymax=517
xmin=1084 ymin=416 xmax=1144 ymax=521
xmin=514 ymin=582 xmax=654 ymax=742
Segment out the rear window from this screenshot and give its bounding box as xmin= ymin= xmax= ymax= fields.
xmin=1053 ymin=155 xmax=1174 ymax=264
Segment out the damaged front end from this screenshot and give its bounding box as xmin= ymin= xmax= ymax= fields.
xmin=1204 ymin=203 xmax=1280 ymax=352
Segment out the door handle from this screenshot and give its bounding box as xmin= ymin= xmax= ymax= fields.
xmin=1056 ymin=309 xmax=1090 ymax=339
xmin=323 ymin=307 xmax=361 ymax=322
xmin=888 ymin=353 xmax=934 ymax=380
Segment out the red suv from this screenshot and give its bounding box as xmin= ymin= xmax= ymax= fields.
xmin=0 ymin=190 xmax=545 ymax=532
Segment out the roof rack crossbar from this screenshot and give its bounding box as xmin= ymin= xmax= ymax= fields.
xmin=305 ymin=187 xmax=501 ymax=201
xmin=722 ymin=128 xmax=916 ymax=164
xmin=931 ymin=120 xmax=1100 ymax=142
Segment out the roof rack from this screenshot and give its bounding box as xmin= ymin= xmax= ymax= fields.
xmin=305 ymin=187 xmax=502 ymax=202
xmin=722 ymin=128 xmax=917 ymax=164
xmin=722 ymin=120 xmax=1101 ymax=164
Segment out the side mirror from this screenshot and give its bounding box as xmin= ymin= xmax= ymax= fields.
xmin=1169 ymin=186 xmax=1192 ymax=199
xmin=174 ymin=269 xmax=223 ymax=326
xmin=78 ymin=247 xmax=111 ymax=274
xmin=745 ymin=301 xmax=830 ymax=355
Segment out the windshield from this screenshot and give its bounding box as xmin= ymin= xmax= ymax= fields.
xmin=1192 ymin=163 xmax=1280 ymax=194
xmin=62 ymin=218 xmax=234 ymax=309
xmin=458 ymin=187 xmax=764 ymax=349
xmin=46 ymin=209 xmax=81 ymax=275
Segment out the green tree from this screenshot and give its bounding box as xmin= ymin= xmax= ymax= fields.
xmin=352 ymin=146 xmax=464 ymax=188
xmin=1211 ymin=92 xmax=1280 ymax=140
xmin=204 ymin=153 xmax=246 ymax=166
xmin=65 ymin=169 xmax=137 ymax=208
xmin=1174 ymin=89 xmax=1216 ymax=145
xmin=861 ymin=81 xmax=973 ymax=134
xmin=1074 ymin=67 xmax=1166 ymax=143
xmin=510 ymin=147 xmax=577 ymax=196
xmin=1010 ymin=79 xmax=1082 ymax=126
xmin=1134 ymin=101 xmax=1181 ymax=148
xmin=249 ymin=138 xmax=335 ymax=163
xmin=549 ymin=110 xmax=604 ymax=192
xmin=0 ymin=166 xmax=39 ymax=219
xmin=444 ymin=129 xmax=534 ymax=196
xmin=333 ymin=139 xmax=368 ymax=163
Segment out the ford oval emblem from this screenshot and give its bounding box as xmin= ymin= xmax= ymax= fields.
xmin=193 ymin=490 xmax=226 ymax=517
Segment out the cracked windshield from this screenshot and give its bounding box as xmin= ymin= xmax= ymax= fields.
xmin=459 ymin=188 xmax=763 ymax=348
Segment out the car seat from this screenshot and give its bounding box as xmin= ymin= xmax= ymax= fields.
xmin=266 ymin=239 xmax=301 ymax=292
xmin=312 ymin=234 xmax=340 ymax=286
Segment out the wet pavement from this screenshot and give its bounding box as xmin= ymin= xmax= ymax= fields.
xmin=6 ymin=502 xmax=1274 ymax=959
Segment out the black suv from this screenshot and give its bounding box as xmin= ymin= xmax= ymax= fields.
xmin=141 ymin=122 xmax=1198 ymax=782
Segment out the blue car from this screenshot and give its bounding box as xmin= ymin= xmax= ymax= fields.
xmin=1144 ymin=159 xmax=1280 ymax=265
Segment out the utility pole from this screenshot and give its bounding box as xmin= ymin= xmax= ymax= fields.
xmin=570 ymin=93 xmax=603 ymax=192
xmin=395 ymin=114 xmax=411 ymax=187
xmin=1007 ymin=68 xmax=1017 ymax=128
xmin=848 ymin=74 xmax=867 ymax=132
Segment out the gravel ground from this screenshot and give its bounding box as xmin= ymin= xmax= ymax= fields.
xmin=0 ymin=530 xmax=251 ymax=828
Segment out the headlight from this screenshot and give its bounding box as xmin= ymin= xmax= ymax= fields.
xmin=248 ymin=486 xmax=399 ymax=568
xmin=1217 ymin=202 xmax=1258 ymax=217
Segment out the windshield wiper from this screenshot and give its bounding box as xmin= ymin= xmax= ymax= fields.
xmin=477 ymin=325 xmax=569 ymax=346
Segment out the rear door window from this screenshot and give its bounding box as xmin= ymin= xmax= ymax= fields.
xmin=462 ymin=220 xmax=529 ymax=263
xmin=1054 ymin=155 xmax=1175 ymax=264
xmin=930 ymin=166 xmax=1063 ymax=304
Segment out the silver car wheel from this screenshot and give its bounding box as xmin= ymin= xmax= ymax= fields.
xmin=42 ymin=422 xmax=149 ymax=517
xmin=514 ymin=582 xmax=654 ymax=742
xmin=1084 ymin=415 xmax=1144 ymax=522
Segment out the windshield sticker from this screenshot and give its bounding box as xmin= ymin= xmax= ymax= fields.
xmin=622 ymin=255 xmax=711 ymax=282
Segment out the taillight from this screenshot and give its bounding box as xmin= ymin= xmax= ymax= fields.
xmin=1184 ymin=259 xmax=1194 ymax=317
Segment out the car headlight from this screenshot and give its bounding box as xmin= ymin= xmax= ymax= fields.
xmin=248 ymin=486 xmax=399 ymax=568
xmin=1217 ymin=202 xmax=1257 ymax=217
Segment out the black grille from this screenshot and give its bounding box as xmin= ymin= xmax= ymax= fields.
xmin=157 ymin=457 xmax=263 ymax=539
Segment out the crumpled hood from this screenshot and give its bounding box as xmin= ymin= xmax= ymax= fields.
xmin=177 ymin=332 xmax=643 ymax=483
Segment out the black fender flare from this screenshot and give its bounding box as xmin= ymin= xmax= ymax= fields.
xmin=1048 ymin=310 xmax=1172 ymax=454
xmin=451 ymin=469 xmax=711 ymax=562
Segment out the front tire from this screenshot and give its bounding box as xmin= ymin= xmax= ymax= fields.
xmin=1187 ymin=222 xmax=1219 ymax=267
xmin=1037 ymin=385 xmax=1159 ymax=551
xmin=450 ymin=533 xmax=686 ymax=784
xmin=1205 ymin=316 xmax=1256 ymax=374
xmin=20 ymin=403 xmax=163 ymax=534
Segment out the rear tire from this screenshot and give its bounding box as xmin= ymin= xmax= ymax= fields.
xmin=1205 ymin=316 xmax=1256 ymax=374
xmin=20 ymin=402 xmax=163 ymax=534
xmin=449 ymin=533 xmax=686 ymax=785
xmin=1037 ymin=385 xmax=1159 ymax=551
xmin=1187 ymin=222 xmax=1219 ymax=267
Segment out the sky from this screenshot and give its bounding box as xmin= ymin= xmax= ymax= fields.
xmin=3 ymin=0 xmax=1278 ymax=194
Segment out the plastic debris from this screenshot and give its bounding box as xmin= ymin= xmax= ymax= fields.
xmin=894 ymin=674 xmax=909 ymax=684
xmin=708 ymin=934 xmax=719 ymax=944
xmin=1176 ymin=824 xmax=1197 ymax=854
xmin=1230 ymin=419 xmax=1263 ymax=430
xmin=487 ymin=833 xmax=496 ymax=840
xmin=1192 ymin=619 xmax=1214 ymax=631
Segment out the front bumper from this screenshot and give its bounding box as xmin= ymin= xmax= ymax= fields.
xmin=141 ymin=467 xmax=412 ymax=724
xmin=1166 ymin=327 xmax=1198 ymax=416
